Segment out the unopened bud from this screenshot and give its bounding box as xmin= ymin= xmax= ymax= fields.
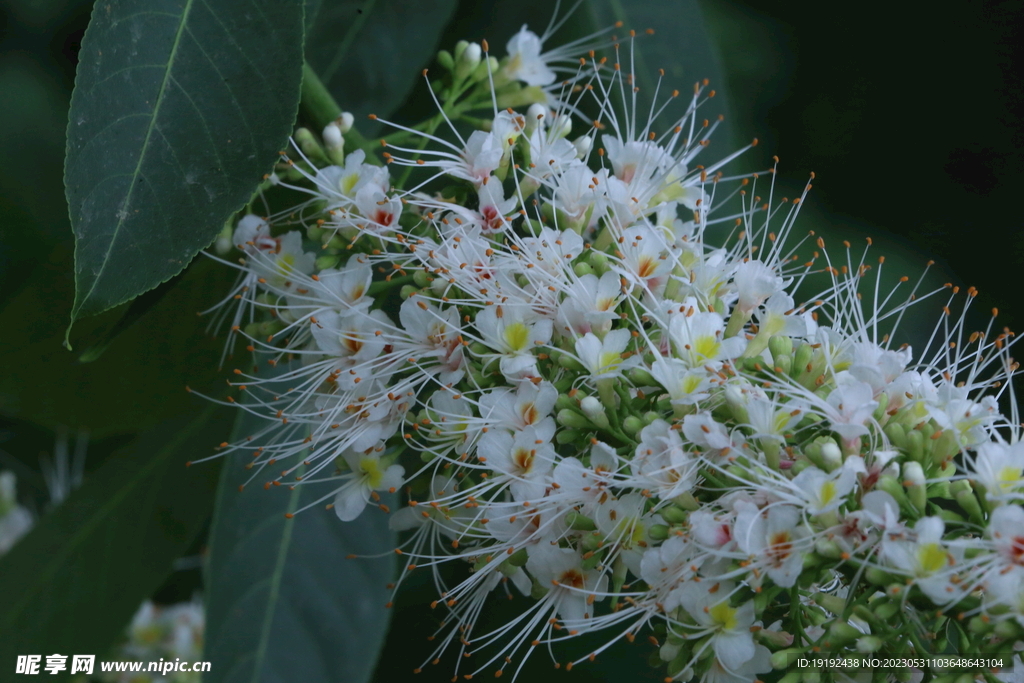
xmin=580 ymin=396 xmax=610 ymax=429
xmin=856 ymin=635 xmax=883 ymax=653
xmin=557 ymin=409 xmax=591 ymax=430
xmin=622 ymin=415 xmax=644 ymax=435
xmin=572 ymin=135 xmax=592 ymax=158
xmin=322 ymin=122 xmax=345 ymax=165
xmin=820 ymin=440 xmax=842 ymax=471
xmin=526 ymin=103 xmax=547 ymax=132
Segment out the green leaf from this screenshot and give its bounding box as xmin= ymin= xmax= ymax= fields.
xmin=64 ymin=0 xmax=305 ymax=330
xmin=0 ymin=246 xmax=240 ymax=438
xmin=584 ymin=0 xmax=735 ymax=150
xmin=0 ymin=407 xmax=227 ymax=666
xmin=305 ymin=0 xmax=457 ymax=128
xmin=204 ymin=384 xmax=396 ymax=683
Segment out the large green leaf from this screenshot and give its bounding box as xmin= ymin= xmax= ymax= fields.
xmin=204 ymin=386 xmax=396 ymax=683
xmin=304 ymin=0 xmax=457 ymax=129
xmin=64 ymin=0 xmax=305 ymax=328
xmin=0 ymin=245 xmax=238 ymax=438
xmin=0 ymin=407 xmax=227 ymax=668
xmin=585 ymin=0 xmax=734 ymax=149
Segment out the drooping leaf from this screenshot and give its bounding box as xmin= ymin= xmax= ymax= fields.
xmin=0 ymin=245 xmax=238 ymax=438
xmin=64 ymin=0 xmax=305 ymax=330
xmin=304 ymin=0 xmax=458 ymax=130
xmin=204 ymin=376 xmax=396 ymax=683
xmin=0 ymin=407 xmax=227 ymax=666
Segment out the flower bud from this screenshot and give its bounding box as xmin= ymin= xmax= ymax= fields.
xmin=648 ymin=524 xmax=669 ymax=540
xmin=855 ymin=635 xmax=883 ymax=653
xmin=572 ymin=135 xmax=592 ymax=158
xmin=526 ymin=103 xmax=547 ymax=132
xmin=772 ymin=652 xmax=804 ymax=673
xmin=622 ymin=415 xmax=644 ymax=435
xmin=658 ymin=506 xmax=688 ymax=524
xmin=580 ymin=396 xmax=610 ymax=429
xmin=820 ymin=440 xmax=842 ymax=471
xmin=338 ymin=111 xmax=354 ymax=133
xmin=902 ymin=460 xmax=927 ymax=513
xmin=827 ymin=621 xmax=863 ymax=644
xmin=557 ymin=409 xmax=591 ymax=430
xmin=315 ymin=254 xmax=340 ymax=270
xmin=456 ymin=42 xmax=482 ymax=80
xmin=436 ymin=49 xmax=454 ymax=71
xmin=555 ymin=428 xmax=583 ymax=445
xmin=322 ymin=120 xmax=343 ymax=151
xmin=566 ymin=511 xmax=597 ymax=531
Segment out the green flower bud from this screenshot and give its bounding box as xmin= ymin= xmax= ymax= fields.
xmin=629 ymin=367 xmax=657 ymax=386
xmin=954 ymin=482 xmax=984 ymax=523
xmin=872 ymin=600 xmax=899 ymax=621
xmin=506 ymin=548 xmax=528 ymax=567
xmin=903 ymin=461 xmax=927 ymax=513
xmin=581 ymin=532 xmax=602 ymax=551
xmin=557 ymin=408 xmax=591 ymax=430
xmin=590 ymin=251 xmax=609 ymax=274
xmin=400 ymin=284 xmax=419 ymax=300
xmin=566 ymin=511 xmax=597 ymax=531
xmin=802 ymin=669 xmax=821 ymax=683
xmin=315 ymin=254 xmax=340 ymax=271
xmin=872 ymin=391 xmax=890 ymax=422
xmin=294 ymin=127 xmax=327 ymax=163
xmin=674 ymin=491 xmax=701 ymax=511
xmin=906 ymin=428 xmax=925 ymax=462
xmin=828 ymin=621 xmax=863 ymax=644
xmin=659 ymin=506 xmax=688 ymax=524
xmin=772 ymin=653 xmax=804 ymax=673
xmin=856 ymin=635 xmax=883 ymax=653
xmin=877 ymin=475 xmax=910 ymax=508
xmin=573 ymin=262 xmax=594 ymax=278
xmin=768 ymin=334 xmax=793 ymax=362
xmin=643 ymin=411 xmax=661 ymax=425
xmin=648 ymin=524 xmax=670 ymax=540
xmin=622 ymin=415 xmax=644 ymax=435
xmin=968 ymin=615 xmax=994 ymax=634
xmin=994 ymin=619 xmax=1020 ymax=641
xmin=558 ymin=354 xmax=586 ymax=372
xmin=865 ymin=566 xmax=895 ymax=585
xmin=792 ymin=342 xmax=815 ymax=377
xmin=413 ymin=269 xmax=432 ymax=288
xmin=885 ymin=422 xmax=908 ymax=449
xmin=555 ymin=393 xmax=577 ymax=412
xmin=555 ymin=428 xmax=584 ymax=445
xmin=813 ymin=592 xmax=847 ymax=615
xmin=436 ymin=49 xmax=454 ymax=71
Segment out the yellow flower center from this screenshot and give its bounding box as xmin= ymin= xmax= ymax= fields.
xmin=360 ymin=457 xmax=385 ymax=489
xmin=708 ymin=602 xmax=738 ymax=631
xmin=917 ymin=543 xmax=947 ymax=575
xmin=503 ymin=322 xmax=530 ymax=352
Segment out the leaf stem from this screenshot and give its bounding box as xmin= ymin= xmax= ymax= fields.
xmin=300 ymin=62 xmax=376 ymax=161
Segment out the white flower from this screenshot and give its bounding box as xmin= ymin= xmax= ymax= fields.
xmin=790 ymin=465 xmax=858 ymax=516
xmin=332 ymin=444 xmax=405 ymax=522
xmin=631 ymin=419 xmax=698 ymax=499
xmin=574 ymin=328 xmax=636 ymax=380
xmin=477 ymin=424 xmax=556 ymax=500
xmin=734 ymin=502 xmax=809 ymax=588
xmin=526 ymin=544 xmax=608 ymax=626
xmin=503 ymin=27 xmax=556 ymax=86
xmin=677 ymin=582 xmax=759 ymax=671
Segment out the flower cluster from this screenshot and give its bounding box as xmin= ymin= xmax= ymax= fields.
xmin=200 ymin=23 xmax=1024 ymax=683
xmin=98 ymin=600 xmax=205 ymax=683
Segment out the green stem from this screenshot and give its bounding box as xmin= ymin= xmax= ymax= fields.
xmin=300 ymin=62 xmax=377 ymax=162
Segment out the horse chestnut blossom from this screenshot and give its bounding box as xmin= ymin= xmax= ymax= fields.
xmin=195 ymin=22 xmax=1024 ymax=683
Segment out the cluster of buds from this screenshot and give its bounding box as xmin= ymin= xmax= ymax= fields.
xmin=199 ymin=22 xmax=1024 ymax=683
